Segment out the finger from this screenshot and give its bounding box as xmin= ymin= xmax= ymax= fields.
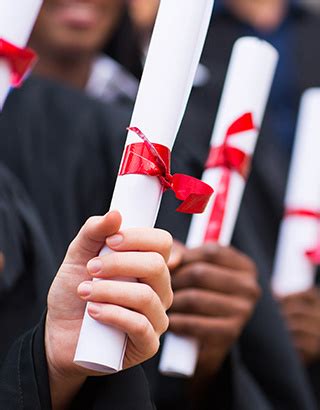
xmin=78 ymin=280 xmax=169 ymax=334
xmin=106 ymin=228 xmax=173 ymax=262
xmin=280 ymin=288 xmax=320 ymax=306
xmin=281 ymin=301 xmax=320 ymax=321
xmin=284 ymin=313 xmax=320 ymax=339
xmin=171 ymin=262 xmax=259 ymax=300
xmin=281 ymin=300 xmax=320 ymax=320
xmin=66 ymin=211 xmax=122 ymax=264
xmin=168 ymin=313 xmax=237 ymax=340
xmin=292 ymin=333 xmax=320 ymax=364
xmin=182 ymin=243 xmax=256 ymax=272
xmin=87 ymin=252 xmax=173 ymax=309
xmin=88 ymin=303 xmax=161 ymax=362
xmin=171 ymin=288 xmax=253 ymax=319
xmin=168 ymin=240 xmax=185 ymax=271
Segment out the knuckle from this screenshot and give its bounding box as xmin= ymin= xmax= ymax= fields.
xmin=66 ymin=240 xmax=77 ymax=256
xmin=84 ymin=215 xmax=99 ymax=229
xmin=164 ymin=287 xmax=174 ymax=310
xmin=235 ymin=300 xmax=253 ymax=320
xmin=134 ymin=315 xmax=151 ymax=338
xmin=202 ymin=243 xmax=217 ymax=261
xmin=159 ymin=314 xmax=170 ymax=335
xmin=241 ymin=277 xmax=261 ymax=301
xmin=147 ymin=337 xmax=160 ymax=359
xmin=184 ymin=289 xmax=200 ymax=311
xmin=245 ymin=258 xmax=258 ymax=275
xmin=160 ymin=230 xmax=173 ymax=253
xmin=253 ymin=282 xmax=262 ymax=300
xmin=188 ymin=263 xmax=206 ymax=287
xmin=140 ymin=284 xmax=157 ymax=306
xmin=226 ymin=319 xmax=241 ymax=341
xmin=150 ymin=252 xmax=166 ymax=274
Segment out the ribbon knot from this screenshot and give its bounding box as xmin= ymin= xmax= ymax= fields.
xmin=0 ymin=38 xmax=37 ymax=87
xmin=119 ymin=127 xmax=214 ymax=214
xmin=204 ymin=112 xmax=256 ymax=242
xmin=285 ymin=208 xmax=320 ymax=265
xmin=205 ymin=144 xmax=251 ymax=178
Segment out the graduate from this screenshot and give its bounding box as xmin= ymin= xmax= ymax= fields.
xmin=29 ymin=0 xmax=141 ymax=104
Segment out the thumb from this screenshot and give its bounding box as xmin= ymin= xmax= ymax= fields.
xmin=65 ymin=210 xmax=122 ymax=265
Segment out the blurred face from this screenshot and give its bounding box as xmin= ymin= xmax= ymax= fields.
xmin=129 ymin=0 xmax=159 ymax=33
xmin=225 ymin=0 xmax=287 ymax=31
xmin=30 ymin=0 xmax=125 ymax=58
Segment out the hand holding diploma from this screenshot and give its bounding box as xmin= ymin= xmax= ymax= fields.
xmin=165 ymin=241 xmax=260 ymax=388
xmin=279 ymin=288 xmax=320 ymax=365
xmin=45 ymin=211 xmax=173 ymax=409
xmin=0 ymin=0 xmax=42 ymax=109
xmin=75 ymin=0 xmax=214 ymax=373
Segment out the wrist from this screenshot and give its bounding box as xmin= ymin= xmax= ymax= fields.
xmin=45 ymin=316 xmax=87 ymax=410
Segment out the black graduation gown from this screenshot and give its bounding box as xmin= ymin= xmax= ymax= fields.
xmin=0 ymin=75 xmax=128 ymax=268
xmin=0 ymin=164 xmax=54 ymax=359
xmin=0 ymin=83 xmax=156 ymax=410
xmin=0 ymin=315 xmax=155 ymax=410
xmin=0 ymin=75 xmax=316 ymax=408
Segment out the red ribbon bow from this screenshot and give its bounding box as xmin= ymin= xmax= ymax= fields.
xmin=119 ymin=127 xmax=214 ymax=214
xmin=285 ymin=208 xmax=320 ymax=265
xmin=204 ymin=113 xmax=256 ymax=242
xmin=0 ymin=38 xmax=37 ymax=87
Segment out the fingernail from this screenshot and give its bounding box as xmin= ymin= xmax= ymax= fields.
xmin=106 ymin=234 xmax=123 ymax=247
xmin=87 ymin=258 xmax=102 ymax=274
xmin=78 ymin=281 xmax=93 ymax=297
xmin=88 ymin=303 xmax=101 ymax=317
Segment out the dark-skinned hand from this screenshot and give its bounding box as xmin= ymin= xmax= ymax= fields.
xmin=279 ymin=288 xmax=320 ymax=366
xmin=168 ymin=241 xmax=261 ymax=385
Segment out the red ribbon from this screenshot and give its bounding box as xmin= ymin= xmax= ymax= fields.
xmin=285 ymin=208 xmax=320 ymax=265
xmin=119 ymin=127 xmax=214 ymax=214
xmin=204 ymin=113 xmax=256 ymax=242
xmin=0 ymin=39 xmax=37 ymax=87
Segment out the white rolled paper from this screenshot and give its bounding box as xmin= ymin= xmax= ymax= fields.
xmin=159 ymin=37 xmax=278 ymax=377
xmin=0 ymin=0 xmax=42 ymax=109
xmin=74 ymin=0 xmax=214 ymax=374
xmin=272 ymin=89 xmax=320 ymax=296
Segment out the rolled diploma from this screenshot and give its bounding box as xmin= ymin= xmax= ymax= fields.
xmin=0 ymin=0 xmax=43 ymax=109
xmin=272 ymin=89 xmax=320 ymax=296
xmin=159 ymin=37 xmax=279 ymax=377
xmin=74 ymin=0 xmax=214 ymax=374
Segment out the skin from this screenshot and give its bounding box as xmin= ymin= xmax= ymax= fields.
xmin=225 ymin=0 xmax=289 ymax=32
xmin=128 ymin=0 xmax=159 ymax=47
xmin=29 ymin=0 xmax=126 ymax=88
xmin=279 ymin=288 xmax=320 ymax=366
xmin=45 ymin=211 xmax=173 ymax=410
xmin=0 ymin=253 xmax=4 ymax=272
xmin=168 ymin=241 xmax=261 ymax=393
